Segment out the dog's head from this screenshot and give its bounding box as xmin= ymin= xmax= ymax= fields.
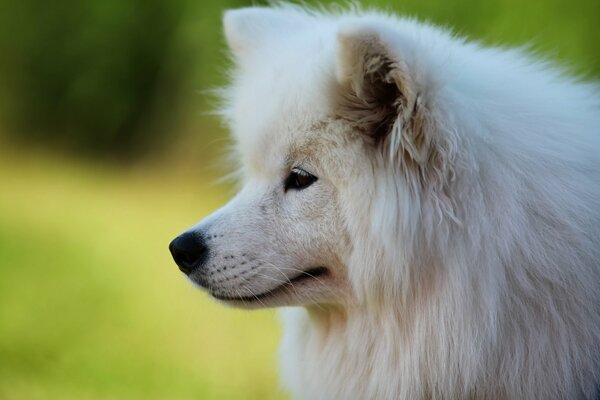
xmin=170 ymin=7 xmax=458 ymax=309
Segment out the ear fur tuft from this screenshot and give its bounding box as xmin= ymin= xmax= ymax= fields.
xmin=335 ymin=26 xmax=430 ymax=167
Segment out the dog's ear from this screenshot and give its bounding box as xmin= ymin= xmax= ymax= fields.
xmin=336 ymin=26 xmax=460 ymax=221
xmin=223 ymin=7 xmax=307 ymax=61
xmin=335 ymin=24 xmax=431 ymax=166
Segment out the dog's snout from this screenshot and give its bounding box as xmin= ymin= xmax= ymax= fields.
xmin=169 ymin=232 xmax=208 ymax=275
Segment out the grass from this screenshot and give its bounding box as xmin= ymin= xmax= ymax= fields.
xmin=0 ymin=148 xmax=286 ymax=400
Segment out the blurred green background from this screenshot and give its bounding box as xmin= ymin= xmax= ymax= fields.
xmin=0 ymin=0 xmax=598 ymax=399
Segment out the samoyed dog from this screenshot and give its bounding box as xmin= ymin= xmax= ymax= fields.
xmin=169 ymin=5 xmax=600 ymax=399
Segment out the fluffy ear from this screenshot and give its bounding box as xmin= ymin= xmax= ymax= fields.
xmin=335 ymin=24 xmax=430 ymax=166
xmin=223 ymin=7 xmax=308 ymax=61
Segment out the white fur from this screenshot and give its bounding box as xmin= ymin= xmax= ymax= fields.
xmin=188 ymin=5 xmax=600 ymax=399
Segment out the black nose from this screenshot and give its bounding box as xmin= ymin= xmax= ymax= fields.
xmin=169 ymin=232 xmax=209 ymax=275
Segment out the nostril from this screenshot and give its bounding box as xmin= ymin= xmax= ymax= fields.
xmin=169 ymin=232 xmax=209 ymax=275
xmin=179 ymin=252 xmax=195 ymax=266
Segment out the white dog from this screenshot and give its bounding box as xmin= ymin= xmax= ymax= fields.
xmin=169 ymin=5 xmax=600 ymax=399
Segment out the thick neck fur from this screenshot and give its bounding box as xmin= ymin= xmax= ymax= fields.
xmin=280 ymin=168 xmax=600 ymax=399
xmin=281 ymin=252 xmax=599 ymax=400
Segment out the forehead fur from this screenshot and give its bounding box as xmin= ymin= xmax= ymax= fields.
xmin=222 ymin=31 xmax=337 ymax=177
xmin=220 ymin=6 xmax=452 ymax=179
xmin=221 ymin=5 xmax=600 ymax=183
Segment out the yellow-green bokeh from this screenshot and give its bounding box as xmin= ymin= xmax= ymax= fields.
xmin=0 ymin=148 xmax=283 ymax=399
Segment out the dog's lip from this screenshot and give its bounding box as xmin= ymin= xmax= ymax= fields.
xmin=211 ymin=266 xmax=329 ymax=302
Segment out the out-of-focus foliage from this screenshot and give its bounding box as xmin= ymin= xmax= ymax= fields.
xmin=0 ymin=0 xmax=598 ymax=157
xmin=0 ymin=0 xmax=244 ymax=156
xmin=0 ymin=0 xmax=182 ymax=155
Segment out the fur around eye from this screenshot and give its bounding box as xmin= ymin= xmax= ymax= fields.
xmin=284 ymin=168 xmax=318 ymax=192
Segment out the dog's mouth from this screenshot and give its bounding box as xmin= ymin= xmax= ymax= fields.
xmin=211 ymin=266 xmax=329 ymax=303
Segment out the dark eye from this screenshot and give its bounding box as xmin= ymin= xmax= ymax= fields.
xmin=284 ymin=168 xmax=318 ymax=192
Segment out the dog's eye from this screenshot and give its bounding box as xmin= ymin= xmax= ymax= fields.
xmin=284 ymin=168 xmax=318 ymax=192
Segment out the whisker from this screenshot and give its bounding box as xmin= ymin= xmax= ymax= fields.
xmin=255 ymin=262 xmax=328 ymax=310
xmin=267 ymin=265 xmax=331 ymax=290
xmin=238 ymin=276 xmax=267 ymax=307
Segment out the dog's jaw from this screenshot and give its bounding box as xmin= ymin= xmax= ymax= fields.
xmin=207 ymin=266 xmax=348 ymax=309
